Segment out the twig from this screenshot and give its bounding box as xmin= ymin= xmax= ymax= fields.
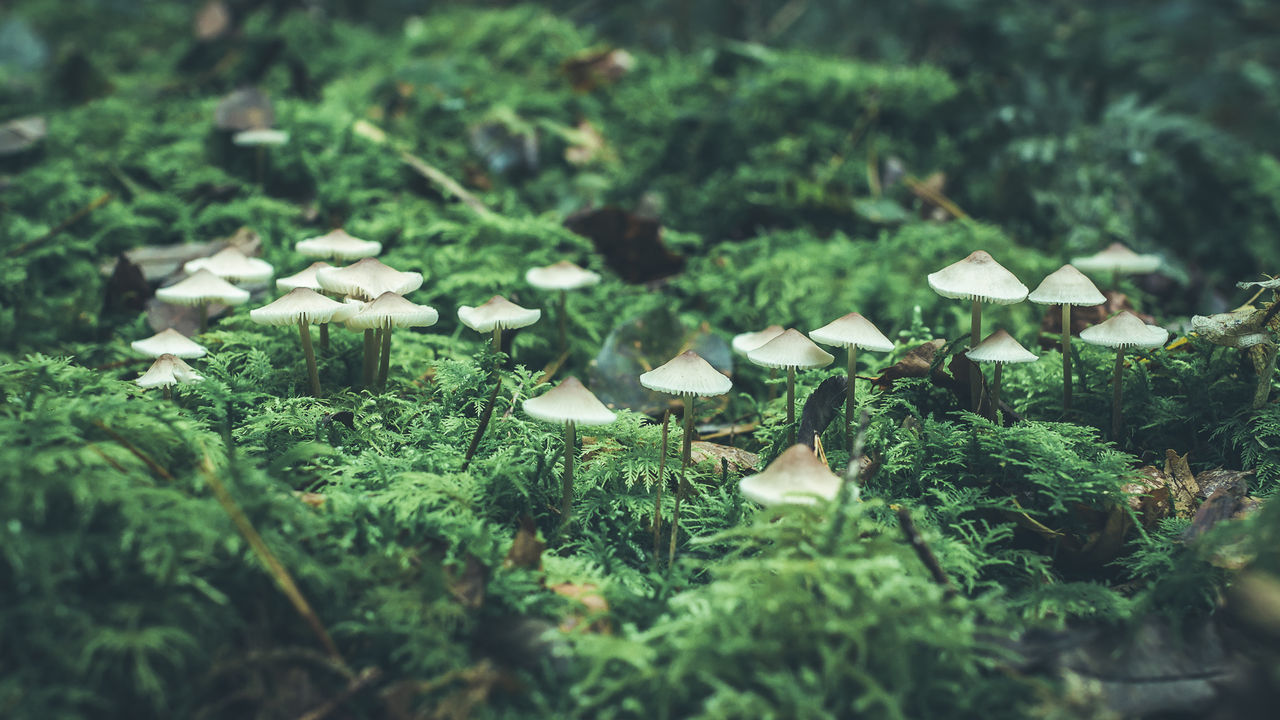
xmin=94 ymin=420 xmax=175 ymax=481
xmin=904 ymin=175 xmax=968 ymax=219
xmin=896 ymin=506 xmax=957 ymax=598
xmin=399 ymin=150 xmax=494 ymax=219
xmin=296 ymin=666 xmax=383 ymax=720
xmin=5 ymin=192 xmax=114 ymax=257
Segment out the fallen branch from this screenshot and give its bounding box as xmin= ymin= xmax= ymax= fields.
xmin=5 ymin=192 xmax=114 ymax=257
xmin=399 ymin=150 xmax=495 ymax=219
xmin=896 ymin=505 xmax=957 ymax=598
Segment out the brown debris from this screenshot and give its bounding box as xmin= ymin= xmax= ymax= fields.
xmin=502 ymin=515 xmax=545 ymax=571
xmin=561 ymin=48 xmax=634 ymax=92
xmin=689 ymin=442 xmax=758 ymax=475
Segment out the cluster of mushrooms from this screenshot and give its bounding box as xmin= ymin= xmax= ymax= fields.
xmin=131 ymin=236 xmax=1174 ymax=560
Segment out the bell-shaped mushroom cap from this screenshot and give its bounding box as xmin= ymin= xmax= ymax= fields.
xmin=927 ymin=251 xmax=1028 ymax=305
xmin=1028 ymin=264 xmax=1106 ymax=306
xmin=136 ymin=354 xmax=204 ymax=389
xmin=295 ymin=229 xmax=382 ymax=261
xmin=155 ymin=269 xmax=251 ymax=306
xmin=315 ymin=258 xmax=424 ymax=301
xmin=232 ymin=128 xmax=289 ymax=146
xmin=809 ymin=313 xmax=894 ymax=352
xmin=1080 ymin=311 xmax=1169 ymax=350
xmin=344 ymin=292 xmax=439 ymax=330
xmin=276 ymin=261 xmax=332 ymax=292
xmin=640 ymin=350 xmax=733 ymax=397
xmin=965 ymin=329 xmax=1038 ymax=364
xmin=747 ymin=328 xmax=834 ymax=370
xmin=249 ymin=288 xmax=358 ymax=326
xmin=731 ymin=325 xmax=785 ymax=356
xmin=522 ymin=376 xmax=617 ymax=426
xmin=457 ymin=295 xmax=541 ymax=333
xmin=739 ymin=444 xmax=842 ymax=507
xmin=184 ymin=247 xmax=275 ymax=284
xmin=1071 ymin=243 xmax=1161 ymax=276
xmin=525 ymin=260 xmax=602 ymax=291
xmin=131 ymin=328 xmax=208 ymax=359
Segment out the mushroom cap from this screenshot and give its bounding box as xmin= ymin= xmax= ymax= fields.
xmin=522 ymin=376 xmax=617 ymax=426
xmin=295 ymin=229 xmax=382 ymax=261
xmin=315 ymin=258 xmax=424 ymax=301
xmin=731 ymin=325 xmax=785 ymax=356
xmin=276 ymin=261 xmax=332 ymax=292
xmin=344 ymin=292 xmax=439 ymax=330
xmin=639 ymin=350 xmax=733 ymax=397
xmin=184 ymin=247 xmax=274 ymax=284
xmin=747 ymin=328 xmax=834 ymax=370
xmin=131 ymin=328 xmax=208 ymax=359
xmin=457 ymin=295 xmax=541 ymax=332
xmin=809 ymin=312 xmax=894 ymax=352
xmin=525 ymin=260 xmax=601 ymax=291
xmin=232 ymin=128 xmax=289 ymax=146
xmin=927 ymin=250 xmax=1028 ymax=305
xmin=136 ymin=354 xmax=204 ymax=389
xmin=1080 ymin=311 xmax=1170 ymax=350
xmin=965 ymin=329 xmax=1038 ymax=364
xmin=1027 ymin=264 xmax=1106 ymax=306
xmin=155 ymin=269 xmax=251 ymax=307
xmin=1071 ymin=243 xmax=1162 ymax=276
xmin=249 ymin=288 xmax=358 ymax=326
xmin=739 ymin=444 xmax=842 ymax=507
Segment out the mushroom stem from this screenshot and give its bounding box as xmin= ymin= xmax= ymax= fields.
xmin=786 ymin=366 xmax=797 ymax=445
xmin=1112 ymin=348 xmax=1125 ymax=439
xmin=377 ymin=326 xmax=392 ymax=389
xmin=299 ymin=322 xmax=320 ymax=396
xmin=561 ymin=420 xmax=576 ymax=526
xmin=970 ymin=298 xmax=982 ymax=411
xmin=992 ymin=364 xmax=1003 ymax=423
xmin=319 ymin=322 xmax=329 ymax=351
xmin=669 ymin=395 xmax=695 ymax=566
xmin=163 ymin=385 xmax=172 ymax=401
xmin=558 ymin=289 xmax=568 ymax=353
xmin=255 ymin=146 xmax=266 ymax=187
xmin=461 ymin=328 xmax=505 ymax=471
xmin=1061 ymin=304 xmax=1072 ymax=411
xmin=845 ymin=346 xmax=858 ymax=441
xmin=199 ymin=302 xmax=209 ymax=334
xmin=362 ymin=330 xmax=376 ymax=387
xmin=653 ymin=410 xmax=670 ymax=563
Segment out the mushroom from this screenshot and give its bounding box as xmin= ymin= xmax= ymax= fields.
xmin=316 ymin=258 xmax=424 ymax=387
xmin=964 ymin=329 xmax=1038 ymax=420
xmin=525 ymin=260 xmax=601 ymax=352
xmin=277 ymin=261 xmax=335 ymax=348
xmin=154 ymin=268 xmax=251 ymax=332
xmin=809 ymin=313 xmax=893 ymax=440
xmin=927 ymin=251 xmax=1028 ymax=411
xmin=296 ymin=228 xmax=382 ymax=261
xmin=1027 ymin=264 xmax=1105 ymax=410
xmin=739 ymin=444 xmax=843 ymax=507
xmin=344 ymin=292 xmax=439 ymax=390
xmin=1071 ymin=242 xmax=1162 ymax=290
xmin=131 ymin=328 xmax=208 ymax=359
xmin=457 ymin=296 xmax=542 ymax=470
xmin=232 ymin=128 xmax=289 ymax=186
xmin=136 ymin=353 xmax=204 ymax=399
xmin=249 ymin=288 xmax=357 ymax=396
xmin=731 ymin=325 xmax=785 ymax=356
xmin=640 ymin=350 xmax=733 ymax=563
xmin=746 ymin=329 xmax=834 ymax=445
xmin=1079 ymin=311 xmax=1169 ymax=439
xmin=522 ymin=376 xmax=616 ymax=526
xmin=183 ymin=246 xmax=274 ymax=286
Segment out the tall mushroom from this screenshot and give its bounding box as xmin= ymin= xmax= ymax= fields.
xmin=809 ymin=313 xmax=893 ymax=441
xmin=1080 ymin=311 xmax=1168 ymax=439
xmin=739 ymin=444 xmax=843 ymax=507
xmin=1027 ymin=264 xmax=1105 ymax=410
xmin=1072 ymin=242 xmax=1161 ymax=290
xmin=927 ymin=251 xmax=1028 ymax=411
xmin=344 ymin=292 xmax=439 ymax=390
xmin=522 ymin=377 xmax=616 ymax=526
xmin=639 ymin=350 xmax=732 ymax=564
xmin=131 ymin=328 xmax=208 ymax=359
xmin=278 ymin=261 xmax=335 ymax=348
xmin=746 ymin=329 xmax=833 ymax=445
xmin=155 ymin=268 xmax=250 ymax=332
xmin=316 ymin=258 xmax=424 ymax=387
xmin=136 ymin=353 xmax=204 ymax=399
xmin=964 ymin=329 xmax=1038 ymax=420
xmin=525 ymin=260 xmax=601 ymax=352
xmin=457 ymin=296 xmax=541 ymax=469
xmin=249 ymin=288 xmax=357 ymax=396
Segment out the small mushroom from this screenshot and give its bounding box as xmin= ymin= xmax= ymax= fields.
xmin=1027 ymin=264 xmax=1105 ymax=410
xmin=522 ymin=376 xmax=616 ymax=526
xmin=345 ymin=292 xmax=439 ymax=390
xmin=249 ymin=288 xmax=357 ymax=396
xmin=296 ymin=229 xmax=382 ymax=261
xmin=1071 ymin=242 xmax=1162 ymax=290
xmin=809 ymin=313 xmax=893 ymax=440
xmin=184 ymin=246 xmax=274 ymax=286
xmin=526 ymin=260 xmax=601 ymax=352
xmin=232 ymin=128 xmax=289 ymax=186
xmin=316 ymin=258 xmax=424 ymax=387
xmin=746 ymin=329 xmax=834 ymax=445
xmin=964 ymin=329 xmax=1038 ymax=420
xmin=276 ymin=261 xmax=332 ymax=292
xmin=1080 ymin=311 xmax=1169 ymax=439
xmin=154 ymin=268 xmax=251 ymax=332
xmin=731 ymin=325 xmax=785 ymax=356
xmin=136 ymin=353 xmax=204 ymax=399
xmin=131 ymin=328 xmax=208 ymax=359
xmin=739 ymin=444 xmax=842 ymax=507
xmin=457 ymin=296 xmax=542 ymax=470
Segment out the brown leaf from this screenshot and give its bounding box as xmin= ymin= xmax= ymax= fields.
xmin=561 ymin=48 xmax=635 ymax=92
xmin=446 ymin=554 xmax=487 ymax=610
xmin=1164 ymin=450 xmax=1201 ymax=518
xmin=102 ymin=253 xmax=151 ymax=315
xmin=293 ymin=491 xmax=326 ymax=508
xmin=550 ymin=582 xmax=611 ymax=634
xmin=1195 ymin=468 xmax=1254 ymax=501
xmin=872 ymin=339 xmax=945 ymax=390
xmin=689 ymin=442 xmax=758 ymax=474
xmin=194 ymin=0 xmax=231 ymax=41
xmin=564 ymin=120 xmax=608 ymax=166
xmin=502 ymin=515 xmax=544 ymax=571
xmin=564 ymin=207 xmax=684 ymax=284
xmin=1125 ymin=466 xmax=1173 ymax=529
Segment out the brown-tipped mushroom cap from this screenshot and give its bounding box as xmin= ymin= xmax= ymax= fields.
xmin=965 ymin=329 xmax=1038 ymax=364
xmin=1071 ymin=243 xmax=1161 ymax=276
xmin=249 ymin=288 xmax=358 ymax=326
xmin=232 ymin=128 xmax=289 ymax=147
xmin=525 ymin=260 xmax=602 ymax=291
xmin=457 ymin=295 xmax=541 ymax=333
xmin=739 ymin=444 xmax=842 ymax=507
xmin=155 ymin=269 xmax=251 ymax=307
xmin=184 ymin=247 xmax=274 ymax=284
xmin=522 ymin=376 xmax=617 ymax=426
xmin=1080 ymin=311 xmax=1169 ymax=349
xmin=315 ymin=258 xmax=424 ymax=301
xmin=927 ymin=251 xmax=1028 ymax=304
xmin=639 ymin=350 xmax=733 ymax=397
xmin=747 ymin=328 xmax=834 ymax=370
xmin=131 ymin=328 xmax=208 ymax=359
xmin=1028 ymin=264 xmax=1106 ymax=306
xmin=296 ymin=229 xmax=382 ymax=261
xmin=344 ymin=292 xmax=439 ymax=330
xmin=809 ymin=313 xmax=894 ymax=352
xmin=276 ymin=261 xmax=332 ymax=292
xmin=136 ymin=354 xmax=204 ymax=389
xmin=731 ymin=325 xmax=785 ymax=356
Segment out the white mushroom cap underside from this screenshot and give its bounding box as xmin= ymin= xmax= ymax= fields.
xmin=639 ymin=350 xmax=732 ymax=397
xmin=739 ymin=444 xmax=842 ymax=507
xmin=522 ymin=377 xmax=617 ymax=426
xmin=136 ymin=354 xmax=204 ymax=388
xmin=927 ymin=250 xmax=1028 ymax=304
xmin=525 ymin=261 xmax=602 ymax=291
xmin=249 ymin=288 xmax=358 ymax=326
xmin=457 ymin=295 xmax=541 ymax=332
xmin=809 ymin=312 xmax=894 ymax=352
xmin=276 ymin=261 xmax=332 ymax=292
xmin=296 ymin=229 xmax=382 ymax=261
xmin=747 ymin=329 xmax=834 ymax=370
xmin=131 ymin=328 xmax=208 ymax=359
xmin=155 ymin=269 xmax=251 ymax=306
xmin=732 ymin=325 xmax=785 ymax=356
xmin=965 ymin=329 xmax=1038 ymax=364
xmin=184 ymin=247 xmax=274 ymax=283
xmin=1080 ymin=311 xmax=1170 ymax=349
xmin=1072 ymin=243 xmax=1162 ymax=275
xmin=344 ymin=292 xmax=439 ymax=330
xmin=1028 ymin=264 xmax=1106 ymax=306
xmin=315 ymin=258 xmax=423 ymax=300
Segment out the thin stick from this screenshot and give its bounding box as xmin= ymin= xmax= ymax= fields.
xmin=300 ymin=322 xmax=320 ymax=396
xmin=669 ymin=396 xmax=694 ymax=566
xmin=896 ymin=506 xmax=956 ymax=598
xmin=653 ymin=410 xmax=670 ymax=562
xmin=399 ymin=150 xmax=495 ymax=218
xmin=786 ymin=366 xmax=796 ymax=445
xmin=1061 ymin=304 xmax=1073 ymax=410
xmin=1112 ymin=348 xmax=1125 ymax=439
xmin=970 ymin=298 xmax=982 ymax=411
xmin=377 ymin=326 xmax=392 ymax=389
xmin=4 ymin=192 xmax=113 ymax=258
xmin=561 ymin=421 xmax=576 ymax=527
xmin=461 ymin=328 xmax=504 ymax=471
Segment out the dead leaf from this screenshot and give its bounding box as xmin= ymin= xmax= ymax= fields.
xmin=194 ymin=0 xmax=231 ymax=41
xmin=872 ymin=339 xmax=945 ymax=390
xmin=1125 ymin=466 xmax=1173 ymax=529
xmin=1164 ymin=450 xmax=1201 ymax=518
xmin=102 ymin=253 xmax=151 ymax=315
xmin=294 ymin=491 xmax=325 ymax=508
xmin=214 ymin=87 xmax=274 ymax=131
xmin=1195 ymin=468 xmax=1254 ymax=501
xmin=689 ymin=442 xmax=758 ymax=474
xmin=1184 ymin=470 xmax=1252 ymax=544
xmin=564 ymin=120 xmax=608 ymax=166
xmin=564 ymin=207 xmax=684 ymax=284
xmin=446 ymin=554 xmax=487 ymax=610
xmin=550 ymin=582 xmax=611 ymax=634
xmin=561 ymin=48 xmax=634 ymax=92
xmin=502 ymin=515 xmax=544 ymax=570
xmin=798 ymin=375 xmax=846 ymax=449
